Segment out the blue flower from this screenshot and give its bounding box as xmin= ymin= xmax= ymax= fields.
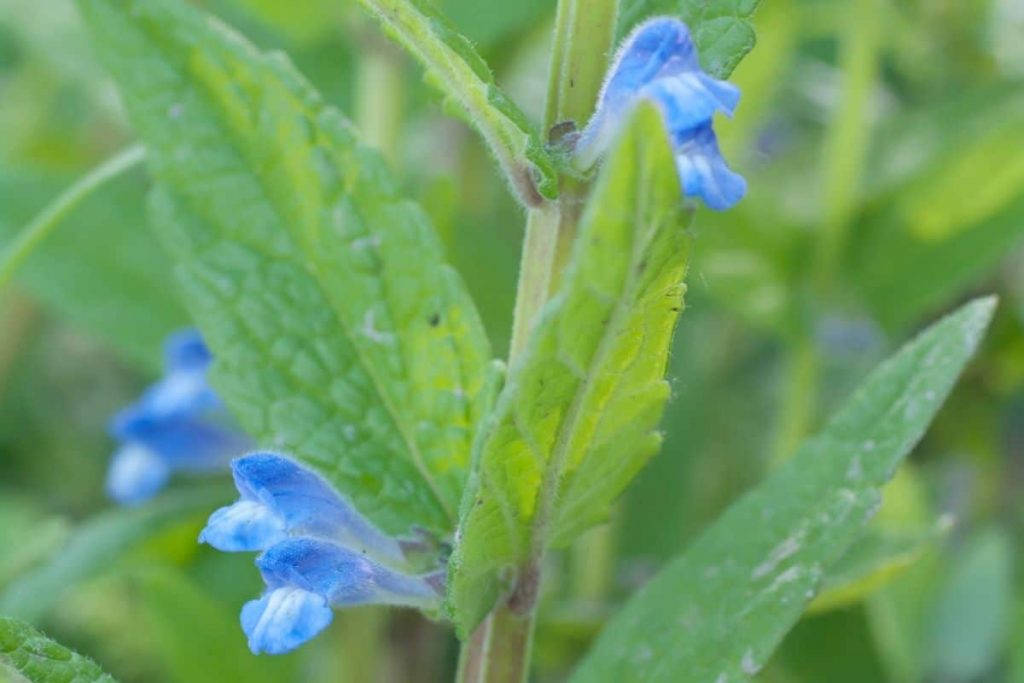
xmin=575 ymin=17 xmax=746 ymax=210
xmin=199 ymin=453 xmax=405 ymax=566
xmin=200 ymin=453 xmax=444 ymax=654
xmin=106 ymin=329 xmax=249 ymax=505
xmin=241 ymin=538 xmax=442 ymax=654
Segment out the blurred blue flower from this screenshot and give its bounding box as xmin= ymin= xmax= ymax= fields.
xmin=575 ymin=17 xmax=746 ymax=210
xmin=106 ymin=329 xmax=248 ymax=505
xmin=242 ymin=538 xmax=442 ymax=654
xmin=200 ymin=452 xmax=405 ymax=565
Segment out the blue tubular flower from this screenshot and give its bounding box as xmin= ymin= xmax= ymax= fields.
xmin=575 ymin=17 xmax=746 ymax=210
xmin=241 ymin=538 xmax=442 ymax=654
xmin=106 ymin=329 xmax=249 ymax=505
xmin=673 ymin=123 xmax=747 ymax=211
xmin=200 ymin=454 xmax=444 ymax=654
xmin=199 ymin=453 xmax=405 ymax=566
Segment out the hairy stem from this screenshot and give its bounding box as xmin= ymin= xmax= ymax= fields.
xmin=544 ymin=0 xmax=620 ymax=131
xmin=354 ymin=0 xmax=551 ymax=206
xmin=457 ymin=601 xmax=537 ymax=683
xmin=0 ymin=145 xmax=146 ymax=290
xmin=461 ymin=0 xmax=620 ymax=680
xmin=509 ymin=0 xmax=621 ymax=358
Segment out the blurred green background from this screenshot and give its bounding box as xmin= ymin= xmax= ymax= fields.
xmin=1 ymin=0 xmax=1023 ymax=680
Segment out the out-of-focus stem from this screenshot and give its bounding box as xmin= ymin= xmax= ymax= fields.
xmin=0 ymin=145 xmax=145 ymax=291
xmin=771 ymin=338 xmax=819 ymax=465
xmin=571 ymin=521 xmax=616 ymax=603
xmin=778 ymin=0 xmax=882 ymax=464
xmin=814 ymin=0 xmax=883 ymax=290
xmin=354 ymin=38 xmax=404 ymax=166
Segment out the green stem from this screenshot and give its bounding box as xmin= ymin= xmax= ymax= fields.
xmin=355 ymin=0 xmax=549 ymax=206
xmin=509 ymin=205 xmax=560 ymax=359
xmin=354 ymin=37 xmax=404 ymax=166
xmin=0 ymin=145 xmax=146 ymax=290
xmin=460 ymin=0 xmax=620 ymax=679
xmin=544 ymin=0 xmax=620 ymax=130
xmin=571 ymin=520 xmax=616 ymax=603
xmin=509 ymin=0 xmax=621 ymax=358
xmin=814 ymin=0 xmax=883 ymax=290
xmin=770 ymin=338 xmax=819 ymax=465
xmin=777 ymin=0 xmax=882 ymax=464
xmin=457 ymin=603 xmax=537 ymax=683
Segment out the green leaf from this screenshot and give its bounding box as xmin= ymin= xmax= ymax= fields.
xmin=617 ymin=0 xmax=762 ymax=79
xmin=849 ymin=89 xmax=1024 ymax=330
xmin=767 ymin=609 xmax=889 ymax=683
xmin=925 ymin=528 xmax=1013 ymax=681
xmin=0 ymin=617 xmax=116 ymax=683
xmin=447 ymin=103 xmax=690 ymax=634
xmin=570 ymin=297 xmax=995 ymax=683
xmin=354 ymin=0 xmax=557 ymax=205
xmin=0 ymin=485 xmax=229 ymax=621
xmin=895 ymin=125 xmax=1024 ymax=242
xmin=77 ymin=0 xmax=493 ymax=535
xmin=808 ymin=520 xmax=948 ymax=614
xmin=852 ymin=196 xmax=1024 ymax=331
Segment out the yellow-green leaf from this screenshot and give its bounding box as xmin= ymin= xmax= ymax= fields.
xmin=447 ymin=103 xmax=691 ymax=633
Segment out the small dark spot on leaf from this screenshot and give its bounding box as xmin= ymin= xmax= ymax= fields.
xmin=428 ymin=313 xmax=441 ymax=327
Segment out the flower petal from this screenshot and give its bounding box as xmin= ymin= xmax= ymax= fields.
xmin=575 ymin=17 xmax=746 ymax=211
xmin=199 ymin=500 xmax=286 ymax=551
xmin=105 ymin=443 xmax=171 ymax=505
xmin=110 ymin=413 xmax=244 ymax=470
xmin=644 ymin=73 xmax=738 ymax=137
xmin=241 ymin=587 xmax=333 ymax=655
xmin=231 ymin=453 xmax=404 ymax=562
xmin=163 ymin=328 xmax=213 ymax=373
xmin=256 ymin=538 xmax=439 ymax=609
xmin=601 ymin=18 xmax=699 ymax=110
xmin=675 ymin=125 xmax=747 ymax=211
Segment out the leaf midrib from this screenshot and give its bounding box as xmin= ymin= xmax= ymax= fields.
xmin=525 ymin=146 xmax=659 ymax=567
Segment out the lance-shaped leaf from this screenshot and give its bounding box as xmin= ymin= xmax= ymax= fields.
xmin=0 ymin=617 xmax=117 ymax=683
xmin=76 ymin=0 xmax=492 ymax=536
xmin=618 ymin=0 xmax=763 ymax=79
xmin=355 ymin=0 xmax=557 ymax=205
xmin=447 ymin=103 xmax=691 ymax=633
xmin=571 ymin=297 xmax=995 ymax=683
